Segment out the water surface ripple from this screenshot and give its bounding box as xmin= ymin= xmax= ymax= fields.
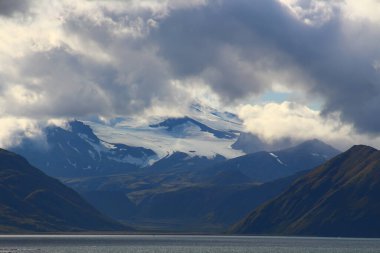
xmin=1 ymin=235 xmax=380 ymax=253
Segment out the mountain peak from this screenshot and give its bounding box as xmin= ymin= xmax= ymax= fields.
xmin=298 ymin=138 xmax=332 ymax=148
xmin=69 ymin=120 xmax=100 ymax=143
xmin=280 ymin=139 xmax=340 ymax=158
xmin=346 ymin=144 xmax=378 ymax=153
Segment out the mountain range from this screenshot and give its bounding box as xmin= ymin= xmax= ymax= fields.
xmin=60 ymin=133 xmax=338 ymax=231
xmin=197 ymin=139 xmax=340 ymax=183
xmin=4 ymin=104 xmax=344 ymax=233
xmin=4 ymin=104 xmax=378 ymax=236
xmin=12 ymin=121 xmax=157 ymax=178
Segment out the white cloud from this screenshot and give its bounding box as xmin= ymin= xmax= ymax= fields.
xmin=238 ymin=102 xmax=358 ymax=149
xmin=277 ymin=0 xmax=342 ymax=26
xmin=0 ymin=117 xmax=43 ymax=148
xmin=278 ymin=0 xmax=380 ymax=27
xmin=343 ymin=0 xmax=380 ymax=23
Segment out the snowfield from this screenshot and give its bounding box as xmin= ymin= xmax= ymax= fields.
xmin=84 ymin=104 xmax=245 ymax=160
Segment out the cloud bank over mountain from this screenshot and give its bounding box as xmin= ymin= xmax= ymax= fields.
xmin=0 ymin=0 xmax=380 ymax=148
xmin=237 ymin=102 xmax=380 ymax=150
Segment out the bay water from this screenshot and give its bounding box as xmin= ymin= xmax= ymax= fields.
xmin=1 ymin=235 xmax=380 ymax=253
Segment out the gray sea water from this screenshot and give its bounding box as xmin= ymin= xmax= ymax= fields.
xmin=0 ymin=235 xmax=380 ymax=253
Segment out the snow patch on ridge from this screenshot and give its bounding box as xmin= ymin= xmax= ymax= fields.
xmin=269 ymin=152 xmax=286 ymax=166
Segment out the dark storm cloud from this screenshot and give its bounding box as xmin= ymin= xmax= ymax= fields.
xmin=1 ymin=8 xmax=177 ymax=119
xmin=58 ymin=13 xmax=176 ymax=116
xmin=153 ymin=0 xmax=297 ymax=99
xmin=152 ymin=0 xmax=380 ymax=134
xmin=0 ymin=0 xmax=29 ymax=16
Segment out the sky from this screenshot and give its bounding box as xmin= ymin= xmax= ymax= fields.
xmin=0 ymin=0 xmax=380 ymax=150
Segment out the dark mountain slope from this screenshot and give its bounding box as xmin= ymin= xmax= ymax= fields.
xmin=64 ymin=152 xmax=227 ymax=224
xmin=80 ymin=191 xmax=137 ymax=220
xmin=0 ymin=149 xmax=126 ymax=233
xmin=124 ymin=171 xmax=305 ymax=230
xmin=234 ymin=145 xmax=380 ymax=237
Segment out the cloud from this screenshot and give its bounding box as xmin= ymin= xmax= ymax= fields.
xmin=238 ymin=102 xmax=352 ymax=146
xmin=151 ymin=0 xmax=380 ymax=135
xmin=0 ymin=117 xmax=43 ymax=148
xmin=278 ymin=0 xmax=342 ymax=26
xmin=0 ymin=0 xmax=200 ymax=119
xmin=0 ymin=0 xmax=380 ymax=146
xmin=238 ymin=101 xmax=380 ymax=150
xmin=151 ymin=0 xmax=301 ymax=100
xmin=0 ymin=0 xmax=30 ymax=16
xmin=343 ymin=0 xmax=380 ymax=23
